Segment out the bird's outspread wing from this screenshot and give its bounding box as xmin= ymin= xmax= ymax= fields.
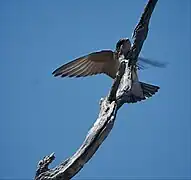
xmin=52 ymin=50 xmax=118 ymax=79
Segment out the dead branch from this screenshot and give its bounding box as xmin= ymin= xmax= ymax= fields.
xmin=35 ymin=0 xmax=158 ymax=179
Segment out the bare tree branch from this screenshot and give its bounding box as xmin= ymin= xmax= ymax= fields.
xmin=35 ymin=0 xmax=158 ymax=179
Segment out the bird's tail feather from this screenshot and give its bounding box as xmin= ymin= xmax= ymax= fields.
xmin=140 ymin=82 xmax=159 ymax=98
xmin=127 ymin=82 xmax=160 ymax=103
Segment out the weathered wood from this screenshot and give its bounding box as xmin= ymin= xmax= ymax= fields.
xmin=35 ymin=0 xmax=158 ymax=179
xmin=35 ymin=99 xmax=117 ymax=180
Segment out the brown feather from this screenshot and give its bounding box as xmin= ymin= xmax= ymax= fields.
xmin=52 ymin=50 xmax=117 ymax=78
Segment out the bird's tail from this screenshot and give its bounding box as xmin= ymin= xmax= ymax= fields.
xmin=126 ymin=82 xmax=160 ymax=103
xmin=141 ymin=82 xmax=159 ymax=99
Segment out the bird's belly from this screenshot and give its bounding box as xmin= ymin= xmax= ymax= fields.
xmin=131 ymin=69 xmax=144 ymax=98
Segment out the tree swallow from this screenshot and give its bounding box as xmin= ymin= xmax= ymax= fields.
xmin=52 ymin=38 xmax=160 ymax=103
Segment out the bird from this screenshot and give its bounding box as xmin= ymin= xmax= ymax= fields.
xmin=52 ymin=38 xmax=162 ymax=103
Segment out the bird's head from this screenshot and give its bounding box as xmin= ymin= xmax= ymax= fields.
xmin=115 ymin=38 xmax=131 ymax=56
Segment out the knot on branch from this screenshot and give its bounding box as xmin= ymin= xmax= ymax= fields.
xmin=35 ymin=152 xmax=55 ymax=178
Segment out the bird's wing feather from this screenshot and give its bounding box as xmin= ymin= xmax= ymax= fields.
xmin=52 ymin=50 xmax=117 ymax=79
xmin=137 ymin=57 xmax=168 ymax=70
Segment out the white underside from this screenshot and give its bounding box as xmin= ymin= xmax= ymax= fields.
xmin=131 ymin=68 xmax=144 ymax=98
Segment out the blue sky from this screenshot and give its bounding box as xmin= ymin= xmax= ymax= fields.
xmin=0 ymin=0 xmax=190 ymax=179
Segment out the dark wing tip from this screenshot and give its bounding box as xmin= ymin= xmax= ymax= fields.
xmin=138 ymin=57 xmax=168 ymax=69
xmin=52 ymin=69 xmax=62 ymax=77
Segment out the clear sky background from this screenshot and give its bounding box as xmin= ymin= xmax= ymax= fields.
xmin=0 ymin=0 xmax=190 ymax=179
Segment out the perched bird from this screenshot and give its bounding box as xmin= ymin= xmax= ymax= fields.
xmin=52 ymin=38 xmax=162 ymax=103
